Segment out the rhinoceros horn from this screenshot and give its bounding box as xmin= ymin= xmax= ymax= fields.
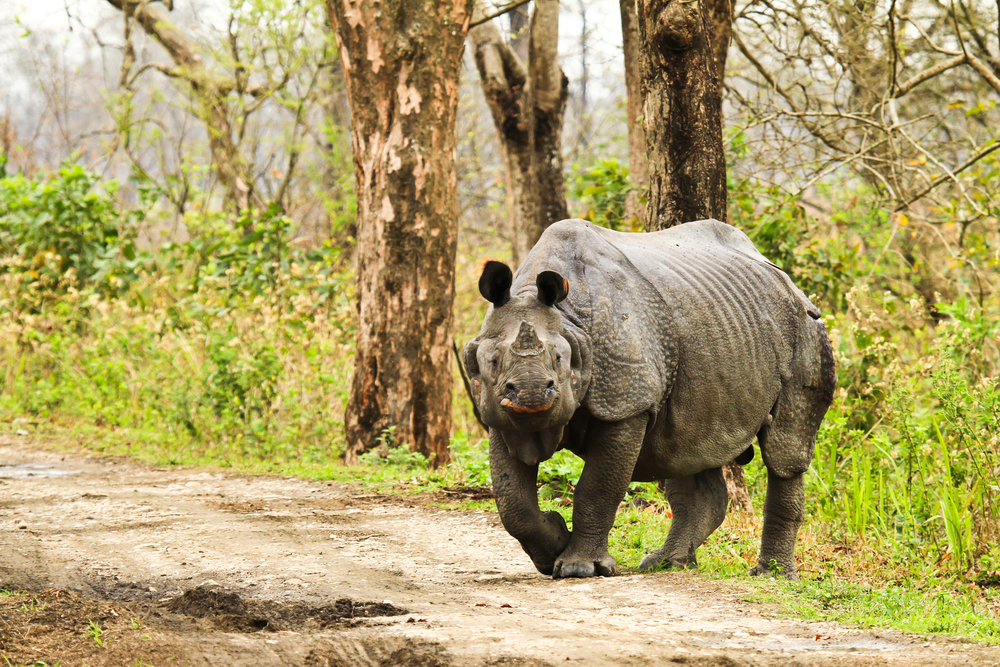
xmin=511 ymin=320 xmax=544 ymax=357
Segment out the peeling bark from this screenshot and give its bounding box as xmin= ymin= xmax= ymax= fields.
xmin=470 ymin=0 xmax=569 ymax=265
xmin=638 ymin=0 xmax=727 ymax=229
xmin=327 ymin=0 xmax=472 ymax=466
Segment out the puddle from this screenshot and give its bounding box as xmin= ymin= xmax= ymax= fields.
xmin=0 ymin=463 xmax=81 ymax=479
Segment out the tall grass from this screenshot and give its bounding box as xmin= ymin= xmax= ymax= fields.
xmin=777 ymin=287 xmax=1000 ymax=576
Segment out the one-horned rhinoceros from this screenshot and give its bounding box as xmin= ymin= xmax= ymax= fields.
xmin=463 ymin=218 xmax=835 ymax=579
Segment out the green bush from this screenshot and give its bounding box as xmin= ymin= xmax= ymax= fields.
xmin=570 ymin=159 xmax=640 ymax=232
xmin=804 ymin=286 xmax=1000 ymax=572
xmin=0 ymin=160 xmax=152 ymax=299
xmin=0 ymin=164 xmax=357 ymax=467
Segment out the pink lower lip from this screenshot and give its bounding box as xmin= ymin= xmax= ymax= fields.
xmin=500 ymin=397 xmax=555 ymax=414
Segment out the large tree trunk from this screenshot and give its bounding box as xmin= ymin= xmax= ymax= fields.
xmin=637 ymin=0 xmax=727 ymax=229
xmin=706 ymin=0 xmax=733 ymax=80
xmin=638 ymin=0 xmax=753 ymax=514
xmin=327 ymin=0 xmax=472 ymax=466
xmin=470 ymin=0 xmax=569 ymax=265
xmin=620 ymin=0 xmax=648 ymax=225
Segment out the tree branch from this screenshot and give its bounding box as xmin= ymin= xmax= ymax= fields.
xmin=469 ymin=2 xmax=526 ymax=125
xmin=733 ymin=31 xmax=853 ymax=155
xmin=965 ymin=52 xmax=1000 ymax=96
xmin=895 ymin=139 xmax=1000 ymax=211
xmin=469 ymin=0 xmax=533 ymax=29
xmin=528 ymin=0 xmax=562 ymax=113
xmin=894 ymin=55 xmax=965 ymax=96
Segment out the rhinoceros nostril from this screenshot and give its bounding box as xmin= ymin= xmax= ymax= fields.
xmin=546 ymin=381 xmax=555 ymax=390
xmin=505 ymin=382 xmax=517 ymax=395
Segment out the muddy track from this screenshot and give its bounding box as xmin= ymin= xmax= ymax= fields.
xmin=0 ymin=438 xmax=996 ymax=666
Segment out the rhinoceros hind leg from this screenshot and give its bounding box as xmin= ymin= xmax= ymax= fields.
xmin=749 ymin=469 xmax=803 ymax=580
xmin=751 ymin=319 xmax=834 ymax=580
xmin=638 ymin=468 xmax=728 ymax=571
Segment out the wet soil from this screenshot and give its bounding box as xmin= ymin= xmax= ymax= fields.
xmin=1 ymin=438 xmax=998 ymax=666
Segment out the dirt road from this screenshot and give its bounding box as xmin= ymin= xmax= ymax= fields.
xmin=1 ymin=438 xmax=996 ymax=666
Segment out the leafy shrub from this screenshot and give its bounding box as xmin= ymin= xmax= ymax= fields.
xmin=359 ymin=435 xmax=430 ymax=470
xmin=727 ymin=168 xmax=869 ymax=310
xmin=805 ymin=286 xmax=1000 ymax=572
xmin=570 ymin=159 xmax=640 ymax=232
xmin=0 ymin=161 xmax=152 ymax=299
xmin=448 ymin=432 xmax=491 ymax=486
xmin=538 ymin=449 xmax=584 ymax=497
xmin=204 ymin=332 xmax=282 ymax=432
xmin=0 ymin=164 xmax=357 ymax=467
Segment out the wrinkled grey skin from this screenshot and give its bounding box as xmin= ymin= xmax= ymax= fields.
xmin=463 ymin=219 xmax=835 ymax=580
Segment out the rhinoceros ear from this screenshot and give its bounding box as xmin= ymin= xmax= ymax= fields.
xmin=536 ymin=271 xmax=569 ymax=307
xmin=479 ymin=261 xmax=512 ymax=307
xmin=462 ymin=340 xmax=480 ymax=377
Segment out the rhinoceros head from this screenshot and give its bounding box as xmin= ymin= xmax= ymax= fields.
xmin=463 ymin=261 xmax=588 ymax=464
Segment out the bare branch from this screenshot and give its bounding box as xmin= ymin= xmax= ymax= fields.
xmin=895 ymin=139 xmax=1000 ymax=210
xmin=469 ymin=0 xmax=533 ymax=29
xmin=528 ymin=0 xmax=561 ymax=113
xmin=733 ymin=31 xmax=853 ymax=155
xmin=894 ymin=54 xmax=965 ymax=96
xmin=469 ymin=2 xmax=527 ymax=126
xmin=965 ymin=52 xmax=1000 ymax=95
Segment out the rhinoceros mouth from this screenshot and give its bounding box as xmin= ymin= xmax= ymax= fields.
xmin=500 ymin=397 xmax=556 ymax=414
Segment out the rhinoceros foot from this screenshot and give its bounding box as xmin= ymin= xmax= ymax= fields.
xmin=749 ymin=561 xmax=799 ymax=581
xmin=523 ymin=511 xmax=572 ymax=576
xmin=552 ymin=549 xmax=616 ymax=579
xmin=636 ymin=550 xmax=697 ymax=572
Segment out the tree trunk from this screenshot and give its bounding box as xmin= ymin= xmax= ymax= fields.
xmin=705 ymin=0 xmax=733 ymax=80
xmin=704 ymin=0 xmax=752 ymax=515
xmin=326 ymin=0 xmax=472 ymax=466
xmin=637 ymin=0 xmax=727 ymax=230
xmin=620 ymin=0 xmax=648 ymax=225
xmin=638 ymin=0 xmax=753 ymax=514
xmin=722 ymin=458 xmax=752 ymax=514
xmin=509 ymin=4 xmax=530 ymax=62
xmin=470 ymin=0 xmax=569 ymax=265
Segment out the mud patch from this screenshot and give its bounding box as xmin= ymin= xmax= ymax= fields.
xmin=438 ymin=485 xmax=494 ymax=501
xmin=1 ymin=586 xmax=428 ymax=667
xmin=159 ymin=586 xmax=408 ymax=632
xmin=215 ymin=500 xmax=271 ymax=513
xmin=0 ymin=588 xmax=171 ymax=667
xmin=305 ymin=641 xmax=449 ymax=667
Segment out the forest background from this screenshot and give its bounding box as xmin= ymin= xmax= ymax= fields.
xmin=2 ymin=0 xmax=1000 ymax=643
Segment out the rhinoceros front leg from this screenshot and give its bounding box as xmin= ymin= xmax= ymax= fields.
xmin=637 ymin=468 xmax=728 ymax=571
xmin=553 ymin=415 xmax=648 ymax=579
xmin=490 ymin=430 xmax=571 ymax=575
